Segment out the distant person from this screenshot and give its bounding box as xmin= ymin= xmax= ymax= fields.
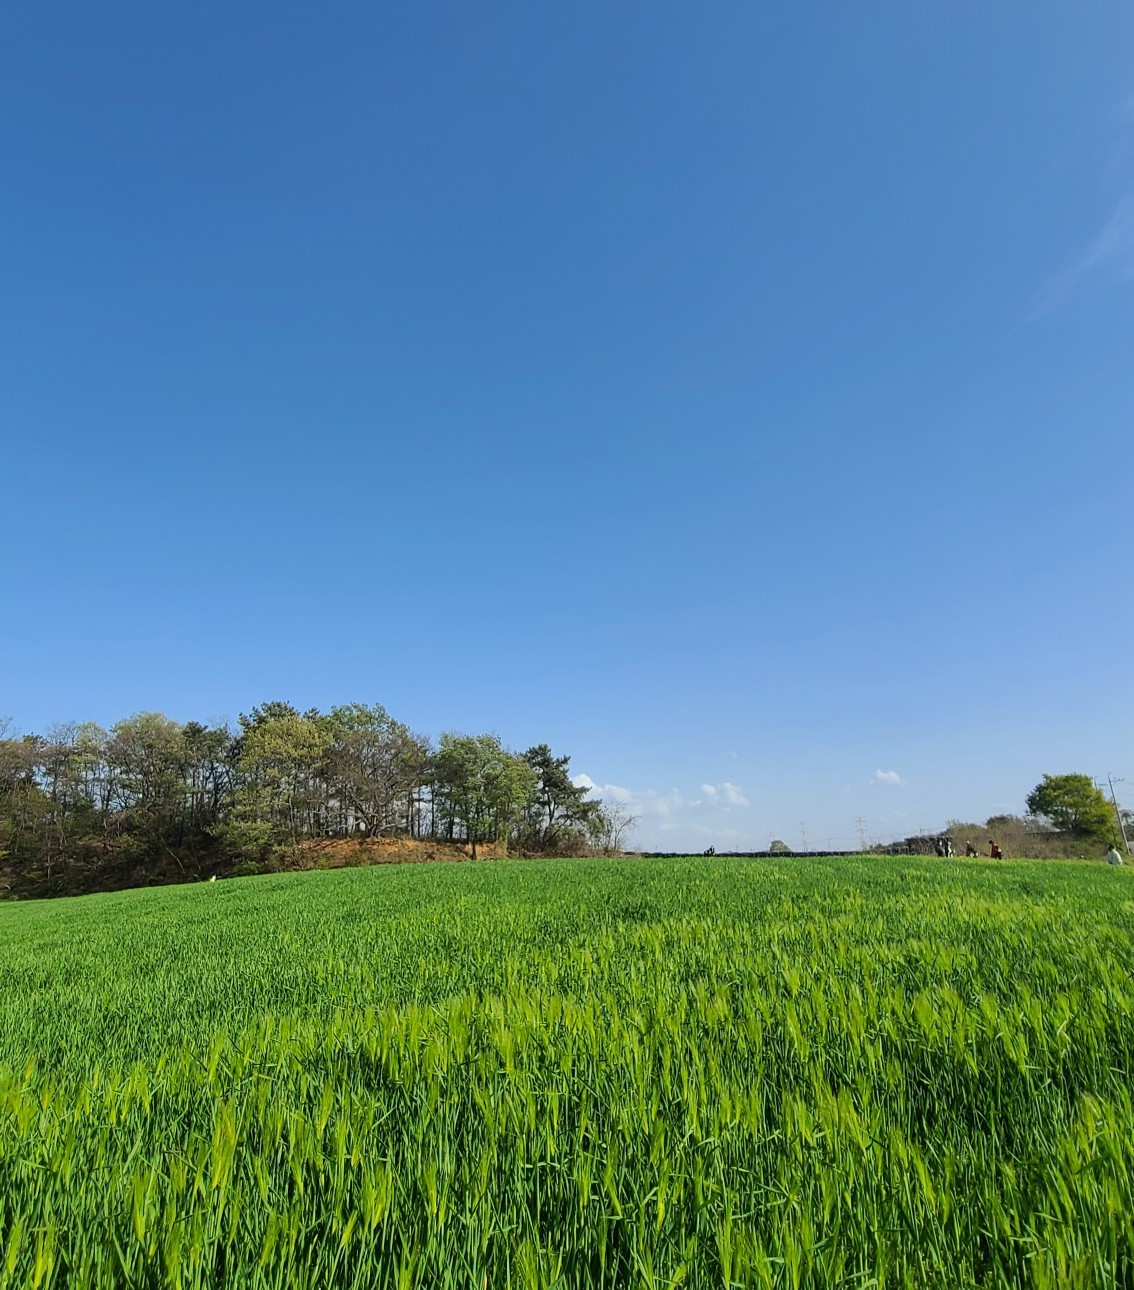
xmin=964 ymin=840 xmax=979 ymax=858
xmin=1107 ymin=844 xmax=1125 ymax=866
xmin=988 ymin=840 xmax=1002 ymax=859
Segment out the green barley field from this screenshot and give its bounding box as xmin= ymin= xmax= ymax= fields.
xmin=0 ymin=855 xmax=1132 ymax=1288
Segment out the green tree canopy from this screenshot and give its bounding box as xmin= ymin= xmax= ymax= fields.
xmin=432 ymin=734 xmax=536 ymax=860
xmin=107 ymin=713 xmax=184 ymax=812
xmin=1025 ymin=773 xmax=1114 ymax=841
xmin=235 ymin=703 xmax=332 ymax=844
xmin=521 ymin=743 xmax=600 ymax=850
xmin=324 ymin=703 xmax=430 ymax=837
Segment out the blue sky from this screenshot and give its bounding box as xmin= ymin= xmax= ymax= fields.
xmin=3 ymin=2 xmax=1132 ymax=850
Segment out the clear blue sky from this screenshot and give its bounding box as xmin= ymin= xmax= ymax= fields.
xmin=3 ymin=2 xmax=1131 ymax=850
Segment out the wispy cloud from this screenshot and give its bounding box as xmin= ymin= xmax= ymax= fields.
xmin=1071 ymin=194 xmax=1134 ymax=282
xmin=1038 ymin=193 xmax=1134 ymax=312
xmin=1035 ymin=95 xmax=1134 ymax=312
xmin=572 ymin=772 xmax=752 ymax=848
xmin=697 ymin=782 xmax=749 ymax=809
xmin=572 ymin=774 xmax=685 ymax=819
xmin=873 ymin=769 xmax=902 ymax=787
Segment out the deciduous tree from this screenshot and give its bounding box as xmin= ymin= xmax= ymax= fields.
xmin=592 ymin=799 xmax=639 ymax=853
xmin=235 ymin=703 xmax=331 ymax=845
xmin=1025 ymin=773 xmax=1114 ymax=841
xmin=432 ymin=734 xmax=536 ymax=860
xmin=324 ymin=703 xmax=430 ymax=837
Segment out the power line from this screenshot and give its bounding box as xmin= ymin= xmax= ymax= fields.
xmin=1109 ymin=774 xmax=1130 ymax=853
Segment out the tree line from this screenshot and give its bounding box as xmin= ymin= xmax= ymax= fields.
xmin=884 ymin=773 xmax=1130 ymax=860
xmin=0 ymin=703 xmax=636 ymax=897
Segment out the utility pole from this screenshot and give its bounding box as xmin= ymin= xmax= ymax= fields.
xmin=800 ymin=822 xmax=808 ymax=853
xmin=855 ymin=817 xmax=868 ymax=851
xmin=1108 ymin=775 xmax=1130 ymax=853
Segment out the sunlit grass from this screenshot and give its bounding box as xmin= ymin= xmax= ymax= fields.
xmin=0 ymin=855 xmax=1131 ymax=1286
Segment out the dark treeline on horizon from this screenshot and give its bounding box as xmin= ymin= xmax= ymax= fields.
xmin=0 ymin=702 xmax=629 ymax=898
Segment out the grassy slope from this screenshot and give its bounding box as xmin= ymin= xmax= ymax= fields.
xmin=1 ymin=853 xmax=1127 ymax=1074
xmin=0 ymin=856 xmax=1132 ymax=1287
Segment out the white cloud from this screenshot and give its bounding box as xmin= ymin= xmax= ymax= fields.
xmin=874 ymin=769 xmax=903 ymax=787
xmin=572 ymin=771 xmax=752 ymax=848
xmin=698 ymin=782 xmax=750 ymax=809
xmin=720 ymin=782 xmax=748 ymax=807
xmin=573 ymin=774 xmax=681 ymax=817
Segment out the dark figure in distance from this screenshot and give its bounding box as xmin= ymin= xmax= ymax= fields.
xmin=964 ymin=840 xmax=979 ymax=857
xmin=988 ymin=840 xmax=1002 ymax=860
